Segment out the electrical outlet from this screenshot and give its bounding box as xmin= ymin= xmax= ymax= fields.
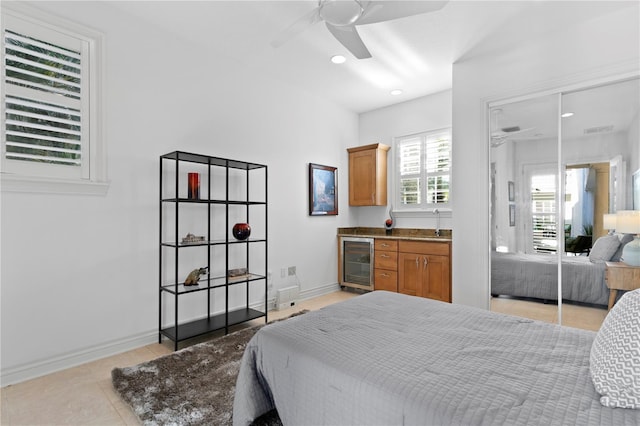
xmin=288 ymin=266 xmax=296 ymax=276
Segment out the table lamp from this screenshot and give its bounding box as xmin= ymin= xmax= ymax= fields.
xmin=616 ymin=210 xmax=640 ymax=266
xmin=603 ymin=213 xmax=617 ymax=234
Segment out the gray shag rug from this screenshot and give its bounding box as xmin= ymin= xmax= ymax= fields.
xmin=111 ymin=313 xmax=307 ymax=426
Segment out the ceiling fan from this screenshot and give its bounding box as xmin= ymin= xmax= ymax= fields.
xmin=491 ymin=126 xmax=536 ymax=147
xmin=271 ymin=0 xmax=449 ymax=59
xmin=490 ymin=109 xmax=536 ymax=147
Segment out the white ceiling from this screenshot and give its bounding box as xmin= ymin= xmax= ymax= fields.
xmin=108 ymin=1 xmax=636 ymax=114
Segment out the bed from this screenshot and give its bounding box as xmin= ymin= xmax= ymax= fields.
xmin=233 ymin=290 xmax=640 ymax=425
xmin=491 ymin=234 xmax=635 ymax=307
xmin=491 ymin=251 xmax=609 ymax=306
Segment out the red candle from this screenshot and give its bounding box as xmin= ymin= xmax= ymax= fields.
xmin=188 ymin=173 xmax=200 ymax=199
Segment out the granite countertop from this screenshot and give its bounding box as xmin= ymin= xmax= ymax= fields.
xmin=337 ymin=227 xmax=452 ymax=242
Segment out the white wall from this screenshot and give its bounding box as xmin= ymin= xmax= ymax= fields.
xmin=629 ymin=112 xmax=640 ymax=183
xmin=0 ymin=2 xmax=358 ymax=384
xmin=357 ymin=90 xmax=453 ymax=229
xmin=452 ymin=5 xmax=640 ymax=308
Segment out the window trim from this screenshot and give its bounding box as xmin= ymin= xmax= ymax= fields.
xmin=1 ymin=3 xmax=108 ymax=195
xmin=391 ymin=127 xmax=452 ymax=217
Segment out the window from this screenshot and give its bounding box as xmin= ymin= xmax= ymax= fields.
xmin=530 ymin=174 xmax=557 ymax=253
xmin=1 ymin=5 xmax=107 ymax=194
xmin=393 ymin=128 xmax=451 ymax=213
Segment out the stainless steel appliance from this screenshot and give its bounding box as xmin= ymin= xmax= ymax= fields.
xmin=339 ymin=237 xmax=374 ymax=291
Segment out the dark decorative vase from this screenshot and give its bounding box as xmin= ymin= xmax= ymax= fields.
xmin=232 ymin=223 xmax=251 ymax=240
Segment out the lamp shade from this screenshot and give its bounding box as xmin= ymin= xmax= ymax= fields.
xmin=603 ymin=213 xmax=617 ymax=230
xmin=617 ymin=210 xmax=640 ymax=266
xmin=616 ymin=210 xmax=640 ymax=234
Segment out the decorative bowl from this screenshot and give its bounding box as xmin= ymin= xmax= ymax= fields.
xmin=232 ymin=223 xmax=251 ymax=240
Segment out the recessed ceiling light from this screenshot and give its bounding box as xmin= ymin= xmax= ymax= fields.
xmin=561 ymin=112 xmax=574 ymax=118
xmin=330 ymin=55 xmax=346 ymax=64
xmin=390 ymin=89 xmax=403 ymax=96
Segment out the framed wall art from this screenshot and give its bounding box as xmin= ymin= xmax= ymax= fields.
xmin=309 ymin=163 xmax=338 ymax=216
xmin=509 ymin=204 xmax=516 ymax=227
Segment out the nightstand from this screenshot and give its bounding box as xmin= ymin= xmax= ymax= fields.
xmin=605 ymin=261 xmax=640 ymax=310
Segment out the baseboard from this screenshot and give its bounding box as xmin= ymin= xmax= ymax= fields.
xmin=1 ymin=283 xmax=342 ymax=387
xmin=299 ymin=282 xmax=341 ymax=301
xmin=1 ymin=330 xmax=157 ymax=387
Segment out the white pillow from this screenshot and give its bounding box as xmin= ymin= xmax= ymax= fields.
xmin=590 ymin=288 xmax=640 ymax=408
xmin=611 ymin=234 xmax=636 ymax=262
xmin=589 ymin=235 xmax=620 ymax=263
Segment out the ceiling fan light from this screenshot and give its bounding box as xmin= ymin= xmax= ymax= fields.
xmin=319 ymin=0 xmax=364 ymax=26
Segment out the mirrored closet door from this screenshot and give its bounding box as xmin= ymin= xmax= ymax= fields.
xmin=489 ymin=77 xmax=640 ymax=330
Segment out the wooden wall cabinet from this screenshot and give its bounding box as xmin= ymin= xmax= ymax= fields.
xmin=347 ymin=143 xmax=390 ymax=206
xmin=397 ymin=240 xmax=451 ymax=303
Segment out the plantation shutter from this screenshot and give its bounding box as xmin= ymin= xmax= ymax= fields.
xmin=3 ymin=14 xmax=88 ymax=179
xmin=395 ymin=129 xmax=451 ymax=210
xmin=531 ymin=174 xmax=557 ymax=253
xmin=425 ymin=131 xmax=450 ymax=204
xmin=398 ymin=137 xmax=421 ymax=206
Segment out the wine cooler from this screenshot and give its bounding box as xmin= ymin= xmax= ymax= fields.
xmin=339 ymin=237 xmax=374 ymax=291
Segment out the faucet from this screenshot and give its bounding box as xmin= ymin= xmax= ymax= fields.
xmin=434 ymin=208 xmax=441 ymax=237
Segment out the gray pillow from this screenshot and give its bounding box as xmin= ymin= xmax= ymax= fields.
xmin=610 ymin=233 xmax=636 ymax=262
xmin=590 ymin=288 xmax=640 ymax=409
xmin=589 ymin=235 xmax=621 ymax=263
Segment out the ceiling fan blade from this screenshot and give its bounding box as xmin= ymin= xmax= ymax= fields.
xmin=271 ymin=7 xmax=322 ymax=48
xmin=491 ymin=127 xmax=535 ymax=139
xmin=357 ymin=0 xmax=449 ymax=25
xmin=326 ymin=23 xmax=372 ymax=59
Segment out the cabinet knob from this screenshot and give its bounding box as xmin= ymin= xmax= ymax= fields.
xmin=381 ymin=273 xmax=389 ymax=278
xmin=381 ymin=254 xmax=390 ymax=258
xmin=382 ymin=243 xmax=389 ymax=247
xmin=415 ymin=257 xmax=419 ymax=268
xmin=423 ymin=257 xmax=428 ymax=269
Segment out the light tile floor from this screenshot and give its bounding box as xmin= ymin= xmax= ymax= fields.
xmin=0 ymin=291 xmax=357 ymax=426
xmin=491 ymin=296 xmax=608 ymax=331
xmin=1 ymin=290 xmax=605 ymax=425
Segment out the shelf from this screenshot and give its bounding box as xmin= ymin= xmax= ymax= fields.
xmin=161 ymin=238 xmax=267 ymax=248
xmin=160 ymin=151 xmax=268 ymax=350
xmin=161 ymin=273 xmax=266 ymax=295
xmin=161 ymin=198 xmax=267 ymax=205
xmin=160 ymin=308 xmax=265 ymax=342
xmin=161 ymin=151 xmax=266 ymax=170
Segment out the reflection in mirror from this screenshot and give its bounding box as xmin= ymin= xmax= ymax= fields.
xmin=489 ymin=94 xmax=560 ymax=323
xmin=489 ymin=77 xmax=640 ymax=331
xmin=559 ymin=78 xmax=640 ymax=329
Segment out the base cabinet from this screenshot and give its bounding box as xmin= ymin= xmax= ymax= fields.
xmin=397 ymin=241 xmax=451 ymax=303
xmin=374 ymin=239 xmax=398 ymax=292
xmin=368 ymin=237 xmax=451 ymax=302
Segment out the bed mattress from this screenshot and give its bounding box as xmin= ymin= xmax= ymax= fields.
xmin=233 ymin=291 xmax=639 ymax=425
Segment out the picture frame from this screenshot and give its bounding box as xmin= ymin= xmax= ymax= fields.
xmin=634 ymin=169 xmax=640 ymax=210
xmin=309 ymin=163 xmax=338 ymax=216
xmin=509 ymin=204 xmax=516 ymax=227
xmin=508 ymin=181 xmax=515 ymax=202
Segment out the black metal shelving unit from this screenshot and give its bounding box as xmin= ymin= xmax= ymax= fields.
xmin=159 ymin=151 xmax=268 ymax=350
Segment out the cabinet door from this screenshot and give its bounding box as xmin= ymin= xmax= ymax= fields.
xmin=421 ymin=255 xmax=451 ymax=302
xmin=349 ymin=149 xmax=378 ymax=205
xmin=398 ymin=252 xmax=421 ymax=296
